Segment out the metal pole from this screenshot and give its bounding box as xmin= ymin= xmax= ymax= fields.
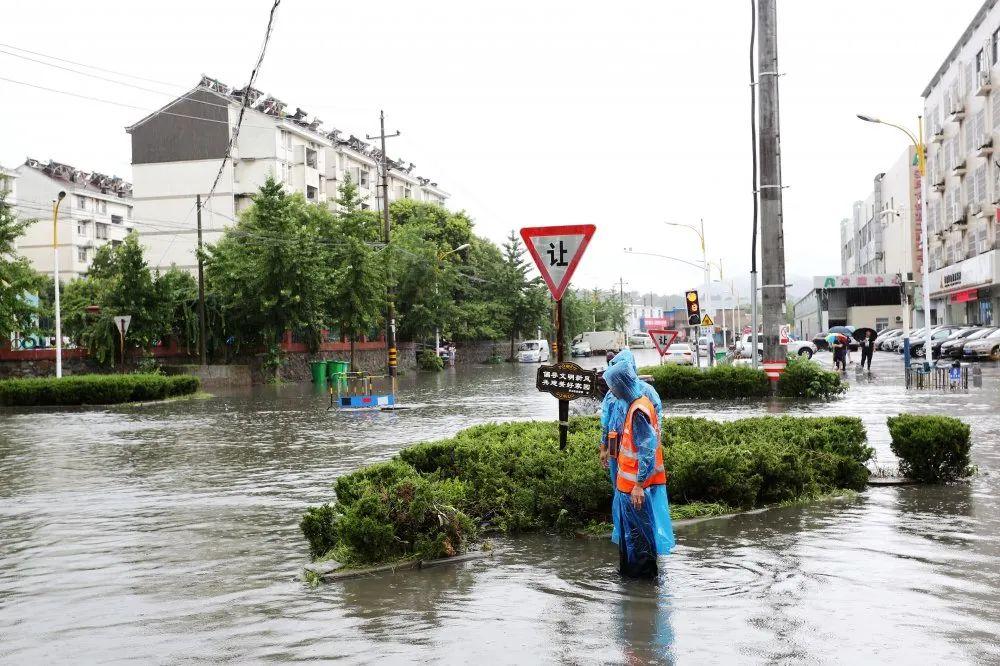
xmin=918 ymin=115 xmax=933 ymax=371
xmin=378 ymin=110 xmax=398 ymax=393
xmin=119 ymin=320 xmax=126 ymax=373
xmin=52 ymin=192 xmax=65 ymax=378
xmin=196 ymin=195 xmax=207 ymax=366
xmin=556 ymin=297 xmax=568 ymax=450
xmin=757 ymin=0 xmax=787 ymax=370
xmin=751 ymin=271 xmax=759 ymax=368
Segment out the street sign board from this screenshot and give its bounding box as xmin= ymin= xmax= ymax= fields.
xmin=113 ymin=315 xmax=131 ymax=338
xmin=647 ymin=329 xmax=679 ymax=357
xmin=700 ymin=314 xmax=714 ymax=327
xmin=536 ymin=361 xmax=598 ymax=401
xmin=520 ymin=225 xmax=596 ymax=301
xmin=779 ymin=324 xmax=790 ymax=345
xmin=685 ymin=290 xmax=700 ymax=326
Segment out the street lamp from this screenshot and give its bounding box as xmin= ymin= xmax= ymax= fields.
xmin=52 ymin=190 xmax=66 ymax=378
xmin=435 ymin=243 xmax=471 ymax=355
xmin=857 ymin=113 xmax=932 ymax=370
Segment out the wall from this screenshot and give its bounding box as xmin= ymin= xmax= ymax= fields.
xmin=250 ymin=343 xmax=417 ymax=384
xmin=161 ymin=364 xmax=252 ymax=388
xmin=0 ymin=353 xmax=103 ymax=379
xmin=129 ymin=89 xmax=230 ymax=164
xmin=845 ymin=305 xmax=904 ymax=331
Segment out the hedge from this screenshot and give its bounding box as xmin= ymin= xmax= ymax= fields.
xmin=301 ymin=415 xmax=873 ymax=566
xmin=0 ymin=373 xmax=200 ymax=406
xmin=416 ymin=349 xmax=444 ymax=371
xmin=640 ymin=357 xmax=845 ymax=400
xmin=888 ymin=414 xmax=973 ymax=483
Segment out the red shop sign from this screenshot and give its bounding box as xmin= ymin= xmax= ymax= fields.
xmin=950 ymin=288 xmax=979 ymax=303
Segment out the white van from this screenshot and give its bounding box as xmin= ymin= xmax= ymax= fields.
xmin=516 ymin=339 xmax=550 ymax=363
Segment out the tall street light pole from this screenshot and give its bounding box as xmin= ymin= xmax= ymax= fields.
xmin=757 ymin=0 xmax=788 ymax=370
xmin=52 ymin=190 xmax=66 ymax=378
xmin=435 ymin=243 xmax=470 ymax=355
xmin=857 ymin=113 xmax=932 ymax=370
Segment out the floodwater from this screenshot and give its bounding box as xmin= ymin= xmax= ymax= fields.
xmin=2 ymin=351 xmax=999 ymax=663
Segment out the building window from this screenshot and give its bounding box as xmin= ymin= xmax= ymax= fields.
xmin=126 ymin=208 xmax=132 ymax=219
xmin=875 ymin=317 xmax=889 ymax=332
xmin=283 ymin=130 xmax=292 ymax=150
xmin=994 ymin=28 xmax=1000 ymax=65
xmin=76 ymin=195 xmax=87 ymax=210
xmin=98 ymin=200 xmax=107 ymax=214
xmin=359 ymin=169 xmax=370 ymax=188
xmin=111 ymin=214 xmax=123 ymax=225
xmin=96 ymin=223 xmax=109 ymax=240
xmin=77 ymin=221 xmax=88 ymax=236
xmin=977 ymin=49 xmax=986 ymax=75
xmin=306 ymin=185 xmax=317 ymax=201
xmin=78 ymin=247 xmax=87 ymax=262
xmin=305 ymin=147 xmax=317 ymax=169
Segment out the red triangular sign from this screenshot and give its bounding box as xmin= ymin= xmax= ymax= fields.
xmin=647 ymin=329 xmax=679 ymax=357
xmin=519 ymin=225 xmax=596 ymax=301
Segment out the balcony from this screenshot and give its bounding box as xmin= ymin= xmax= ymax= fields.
xmin=951 ymin=159 xmax=967 ymax=177
xmin=977 ymin=137 xmax=994 ymax=158
xmin=972 ymin=202 xmax=996 ymax=218
xmin=975 ymin=70 xmax=992 ymax=97
xmin=930 ymin=127 xmax=945 ymax=144
xmin=948 ymin=103 xmax=966 ymax=123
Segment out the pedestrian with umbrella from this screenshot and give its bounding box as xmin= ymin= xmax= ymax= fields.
xmin=827 ymin=333 xmax=849 ymax=371
xmin=854 ymin=327 xmax=877 ymax=373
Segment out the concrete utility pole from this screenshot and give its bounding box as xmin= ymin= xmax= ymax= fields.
xmin=367 ymin=111 xmax=400 ymax=391
xmin=196 ymin=195 xmax=207 ymax=366
xmin=757 ymin=0 xmax=787 ymax=366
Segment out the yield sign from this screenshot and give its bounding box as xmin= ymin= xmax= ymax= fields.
xmin=113 ymin=315 xmax=131 ymax=338
xmin=648 ymin=329 xmax=679 ymax=357
xmin=520 ymin=224 xmax=596 ymax=301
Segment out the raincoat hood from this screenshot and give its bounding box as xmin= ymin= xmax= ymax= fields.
xmin=604 ymin=350 xmax=646 ymax=402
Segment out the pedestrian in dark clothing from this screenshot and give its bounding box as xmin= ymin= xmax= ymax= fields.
xmin=859 ymin=331 xmax=875 ymax=372
xmin=832 ymin=340 xmax=847 ymax=371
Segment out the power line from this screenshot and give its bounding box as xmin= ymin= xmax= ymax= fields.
xmin=0 ymin=41 xmax=185 ymax=89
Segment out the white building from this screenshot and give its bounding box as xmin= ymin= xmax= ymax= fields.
xmin=12 ymin=158 xmax=134 ymax=280
xmin=840 ymin=146 xmax=920 ymax=280
xmin=922 ymin=0 xmax=1000 ymax=326
xmin=126 ymin=76 xmax=449 ymax=273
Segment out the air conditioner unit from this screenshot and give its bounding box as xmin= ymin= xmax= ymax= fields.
xmin=977 ymin=69 xmax=992 ymax=96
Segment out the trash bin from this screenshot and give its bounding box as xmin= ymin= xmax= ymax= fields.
xmin=310 ymin=360 xmax=328 ymax=384
xmin=328 ymin=360 xmax=350 ymax=390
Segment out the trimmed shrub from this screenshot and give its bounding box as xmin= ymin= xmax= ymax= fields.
xmin=888 ymin=414 xmax=973 ymax=483
xmin=642 ymin=364 xmax=770 ymax=400
xmin=0 ymin=374 xmax=200 ymax=406
xmin=302 ymin=415 xmax=873 ymax=564
xmin=417 ymin=349 xmax=444 ymax=371
xmin=777 ymin=357 xmax=846 ymax=399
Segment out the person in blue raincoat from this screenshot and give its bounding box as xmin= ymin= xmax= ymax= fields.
xmin=603 ymin=353 xmax=674 ymax=578
xmin=599 ymin=350 xmax=662 ymax=542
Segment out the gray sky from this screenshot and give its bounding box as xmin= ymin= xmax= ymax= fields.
xmin=0 ymin=0 xmax=980 ymax=299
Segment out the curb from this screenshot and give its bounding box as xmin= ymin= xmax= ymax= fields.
xmin=309 ymin=549 xmax=494 ymax=583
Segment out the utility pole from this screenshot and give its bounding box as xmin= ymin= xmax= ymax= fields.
xmin=619 ymin=277 xmax=626 ymax=337
xmin=196 ymin=195 xmax=207 ymax=366
xmin=757 ymin=0 xmax=787 ymax=369
xmin=367 ymin=110 xmax=401 ymax=392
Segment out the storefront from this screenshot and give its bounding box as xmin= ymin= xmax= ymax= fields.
xmin=928 ymin=250 xmax=1000 ymax=326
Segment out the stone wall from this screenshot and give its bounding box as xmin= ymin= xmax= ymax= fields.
xmin=250 ymin=343 xmax=418 ymax=384
xmin=0 ymin=356 xmax=104 ymax=379
xmin=160 ymin=364 xmax=252 ymax=388
xmin=452 ymin=340 xmax=506 ymax=365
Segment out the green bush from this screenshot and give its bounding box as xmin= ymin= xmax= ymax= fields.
xmin=888 ymin=414 xmax=973 ymax=483
xmin=641 ymin=364 xmax=770 ymax=400
xmin=417 ymin=349 xmax=444 ymax=371
xmin=776 ymin=357 xmax=846 ymax=399
xmin=301 ymin=415 xmax=874 ymax=565
xmin=0 ymin=373 xmax=200 ymax=406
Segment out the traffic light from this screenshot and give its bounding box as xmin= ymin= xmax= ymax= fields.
xmin=685 ymin=290 xmax=701 ymax=326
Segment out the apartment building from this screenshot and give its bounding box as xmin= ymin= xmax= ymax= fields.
xmin=840 ymin=147 xmax=920 ymax=279
xmin=922 ymin=0 xmax=1000 ymax=326
xmin=126 ymin=76 xmax=449 ymax=273
xmin=12 ymin=158 xmax=134 ymax=279
xmin=0 ymin=165 xmax=15 ymax=199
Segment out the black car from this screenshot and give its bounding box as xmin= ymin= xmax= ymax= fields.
xmin=942 ymin=327 xmax=997 ymax=358
xmin=910 ymin=326 xmax=964 ymax=358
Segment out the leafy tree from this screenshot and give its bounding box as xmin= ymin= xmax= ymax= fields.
xmin=205 ymin=178 xmax=330 ymax=365
xmin=498 ymin=230 xmax=549 ymax=359
xmin=0 ymin=190 xmax=43 ymax=338
xmin=327 ymin=175 xmax=385 ymax=368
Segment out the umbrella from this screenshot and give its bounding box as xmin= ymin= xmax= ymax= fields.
xmin=829 ymin=325 xmax=855 ymax=336
xmin=826 ymin=333 xmax=850 ymax=346
xmin=852 ymin=327 xmax=877 ymax=342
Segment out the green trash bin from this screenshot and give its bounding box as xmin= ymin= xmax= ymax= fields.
xmin=310 ymin=360 xmax=328 ymax=384
xmin=328 ymin=360 xmax=350 ymax=390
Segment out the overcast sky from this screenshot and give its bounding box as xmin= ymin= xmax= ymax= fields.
xmin=1 ymin=0 xmax=981 ymax=299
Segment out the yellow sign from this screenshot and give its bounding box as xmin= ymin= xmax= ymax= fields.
xmin=701 ymin=314 xmax=714 ymax=326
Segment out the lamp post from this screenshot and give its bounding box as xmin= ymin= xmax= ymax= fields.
xmin=52 ymin=191 xmax=66 ymax=378
xmin=435 ymin=243 xmax=470 ymax=356
xmin=857 ymin=114 xmax=932 ymax=370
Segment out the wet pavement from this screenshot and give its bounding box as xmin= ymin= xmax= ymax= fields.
xmin=1 ymin=351 xmax=999 ymax=663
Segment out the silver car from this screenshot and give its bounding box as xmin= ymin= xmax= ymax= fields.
xmin=963 ymin=328 xmax=1000 ymax=359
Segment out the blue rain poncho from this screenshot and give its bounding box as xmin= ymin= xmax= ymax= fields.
xmin=604 ymin=353 xmax=674 ymax=577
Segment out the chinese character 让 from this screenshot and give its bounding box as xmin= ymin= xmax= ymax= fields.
xmin=547 ymin=241 xmax=568 ymax=267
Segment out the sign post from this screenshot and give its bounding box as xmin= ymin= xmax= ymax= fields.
xmin=648 ymin=328 xmax=679 ymax=364
xmin=521 ymin=224 xmax=596 ymax=449
xmin=113 ymin=315 xmax=131 ymax=372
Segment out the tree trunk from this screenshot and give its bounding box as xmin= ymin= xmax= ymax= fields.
xmin=350 ymin=337 xmax=356 ymax=371
xmin=509 ymin=334 xmax=515 ymax=362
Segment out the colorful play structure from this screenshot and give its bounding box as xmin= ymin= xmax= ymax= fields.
xmin=311 ymin=360 xmax=396 ymax=410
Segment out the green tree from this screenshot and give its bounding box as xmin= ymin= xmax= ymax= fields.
xmin=327 ymin=174 xmax=385 ymax=368
xmin=205 ymin=178 xmax=331 ymax=368
xmin=0 ymin=190 xmax=43 ymax=338
xmin=498 ymin=230 xmax=548 ymax=359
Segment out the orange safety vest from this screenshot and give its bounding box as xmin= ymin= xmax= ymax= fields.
xmin=615 ymin=395 xmax=667 ymax=493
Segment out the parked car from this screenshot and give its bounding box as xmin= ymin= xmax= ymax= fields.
xmin=943 ymin=327 xmax=996 ymax=358
xmin=888 ymin=327 xmax=927 ymax=352
xmin=662 ymin=342 xmax=695 ymax=365
xmin=515 ymin=339 xmax=550 ymax=363
xmin=874 ymin=328 xmax=902 ymax=350
xmin=735 ymin=333 xmax=816 ymax=359
xmin=963 ymin=328 xmax=1000 ymax=359
xmin=910 ymin=326 xmax=964 ymax=358
xmin=931 ymin=327 xmax=983 ymax=358
xmin=628 ymin=332 xmax=655 ymax=349
xmin=697 ymin=336 xmax=712 ymax=356
xmin=570 ymin=340 xmax=591 ymax=357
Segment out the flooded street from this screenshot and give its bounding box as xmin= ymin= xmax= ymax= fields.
xmin=2 ymin=351 xmax=1000 ymax=663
